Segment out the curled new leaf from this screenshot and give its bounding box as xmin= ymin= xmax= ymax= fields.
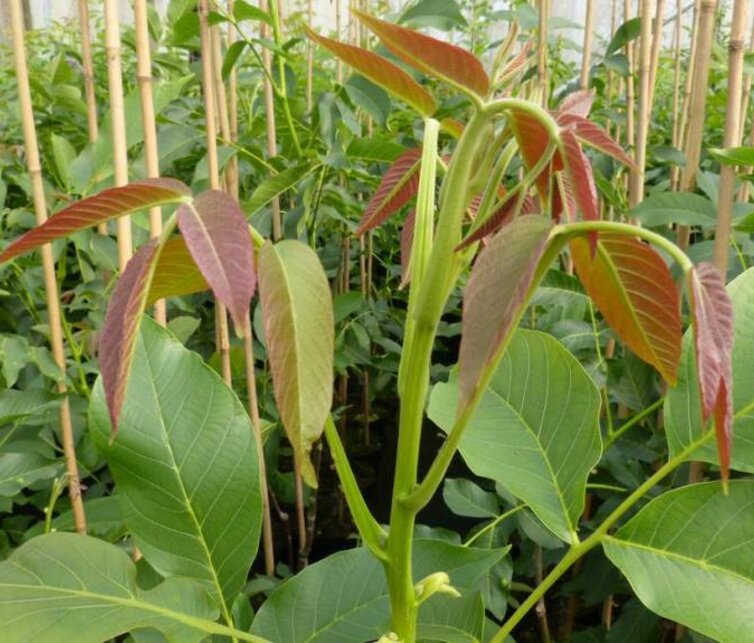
xmin=0 ymin=178 xmax=191 ymax=264
xmin=689 ymin=263 xmax=734 ymax=481
xmin=357 ymin=148 xmax=422 ymax=235
xmin=456 ymin=194 xmax=536 ymax=251
xmin=560 ymin=130 xmax=599 ymax=240
xmin=177 ymin=190 xmax=256 ymax=329
xmin=100 ymin=240 xmax=163 ymax=433
xmin=459 ymin=215 xmax=553 ymax=407
xmin=571 ymin=235 xmax=682 ymax=384
xmin=559 ymin=114 xmax=638 ymax=170
xmin=258 ymin=241 xmax=334 ymax=487
xmin=305 ymin=27 xmax=436 ymax=117
xmin=557 ymin=89 xmax=595 ymax=118
xmin=354 ymin=10 xmax=490 ymax=98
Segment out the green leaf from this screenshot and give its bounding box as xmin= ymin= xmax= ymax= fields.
xmin=0 ymin=389 xmax=58 ymax=427
xmin=147 ymin=236 xmax=208 ymax=304
xmin=25 ymin=496 xmax=126 ymax=541
xmin=399 ymin=0 xmax=468 ymax=30
xmin=346 ymin=137 xmax=406 ymax=163
xmin=51 ymin=134 xmax=76 ymax=190
xmin=233 ymin=0 xmax=272 ymax=25
xmin=89 ymin=317 xmax=263 ymax=614
xmin=0 ymin=533 xmax=265 ymax=642
xmin=417 ymin=593 xmax=485 ymax=642
xmin=629 ymin=191 xmax=717 ymax=227
xmin=709 ymin=146 xmax=754 ymax=166
xmin=443 ymin=478 xmax=500 ymax=518
xmin=665 ymin=267 xmax=754 ymax=473
xmin=603 ymin=481 xmax=754 ymax=642
xmin=257 ymin=241 xmax=334 ymax=487
xmin=244 ymin=165 xmax=316 ymax=218
xmin=605 ymin=17 xmax=641 ymax=57
xmin=429 ymin=329 xmax=602 ymax=543
xmin=0 ymin=452 xmax=60 ymax=497
xmin=250 ymin=540 xmax=505 ymax=641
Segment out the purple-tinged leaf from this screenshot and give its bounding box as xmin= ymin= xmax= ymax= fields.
xmin=508 ymin=109 xmax=563 ymax=200
xmin=305 ymin=27 xmax=436 ymax=117
xmin=0 ymin=179 xmax=190 ymax=264
xmin=497 ymin=41 xmax=532 ymax=84
xmin=560 ymin=130 xmax=599 ymax=223
xmin=357 ymin=149 xmax=422 ymax=235
xmin=354 ymin=10 xmax=490 ymax=97
xmin=440 ymin=118 xmax=465 ymax=139
xmin=258 ymin=241 xmax=334 ymax=487
xmin=458 ymin=215 xmax=553 ymax=407
xmin=558 ymin=113 xmax=638 ymax=170
xmin=177 ymin=190 xmax=256 ymax=329
xmin=146 ymin=237 xmax=208 ymax=304
xmin=558 ymin=89 xmax=594 ymax=118
xmin=456 ymin=194 xmax=536 ymax=251
xmin=571 ymin=235 xmax=682 ymax=384
xmin=689 ymin=262 xmax=734 ymax=482
xmin=100 ymin=240 xmax=162 ymax=433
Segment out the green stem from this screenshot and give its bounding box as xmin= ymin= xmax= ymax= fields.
xmin=463 ymin=505 xmax=525 ymax=547
xmin=384 ymin=109 xmax=491 ymax=643
xmin=490 ymin=430 xmax=715 ymax=642
xmin=604 ymin=396 xmax=665 ymax=450
xmin=323 ymin=416 xmax=388 ymax=561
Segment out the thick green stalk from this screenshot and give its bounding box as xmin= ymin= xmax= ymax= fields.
xmin=491 ymin=430 xmax=715 ymax=642
xmin=385 ymin=110 xmax=490 ymax=642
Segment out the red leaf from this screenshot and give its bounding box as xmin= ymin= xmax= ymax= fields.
xmin=508 ymin=109 xmax=561 ymax=199
xmin=354 ymin=10 xmax=490 ymax=97
xmin=440 ymin=118 xmax=465 ymax=139
xmin=357 ymin=148 xmax=422 ymax=235
xmin=400 ymin=209 xmax=415 ymax=287
xmin=458 ymin=215 xmax=553 ymax=407
xmin=100 ymin=240 xmax=162 ymax=433
xmin=571 ymin=235 xmax=682 ymax=384
xmin=0 ymin=179 xmax=191 ymax=264
xmin=558 ymin=89 xmax=594 ymax=118
xmin=689 ymin=263 xmax=734 ymax=482
xmin=146 ymin=236 xmax=208 ymax=304
xmin=456 ymin=194 xmax=536 ymax=251
xmin=497 ymin=41 xmax=532 ymax=84
xmin=559 ymin=113 xmax=638 ymax=170
xmin=177 ymin=190 xmax=256 ymax=329
xmin=305 ymin=27 xmax=436 ymax=117
xmin=560 ymin=129 xmax=599 ymax=223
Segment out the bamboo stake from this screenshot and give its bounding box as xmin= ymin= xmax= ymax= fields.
xmin=676 ymin=0 xmax=702 ymax=186
xmin=629 ymin=0 xmax=653 ymax=209
xmin=712 ymin=0 xmax=749 ymax=274
xmin=580 ymin=0 xmax=596 ymax=89
xmin=210 ymin=21 xmax=239 ymax=198
xmin=537 ymin=0 xmax=549 ymax=102
xmin=10 ymin=0 xmax=87 ymax=535
xmin=227 ymin=1 xmax=240 ymax=200
xmin=670 ymin=0 xmax=684 ymax=190
xmin=76 ymin=1 xmax=108 ymax=237
xmin=104 ymin=0 xmax=132 ymax=270
xmin=260 ymin=0 xmax=282 ymax=240
xmin=307 ymin=0 xmax=313 ymax=111
xmin=677 ymin=0 xmax=718 ymax=250
xmin=648 ymin=0 xmax=666 ymax=111
xmin=735 ymin=22 xmax=754 ymax=203
xmin=199 ymin=0 xmax=275 ymax=576
xmin=336 ymin=0 xmax=343 ymax=84
xmin=134 ymin=0 xmax=166 ymax=326
xmin=624 ymin=0 xmax=636 ymax=161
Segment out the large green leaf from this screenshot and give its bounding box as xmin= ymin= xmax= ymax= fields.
xmin=250 ymin=539 xmax=506 ymax=641
xmin=243 ymin=165 xmax=317 ymax=218
xmin=257 ymin=241 xmax=334 ymax=487
xmin=89 ymin=317 xmax=262 ymax=614
xmin=665 ymin=267 xmax=754 ymax=471
xmin=0 ymin=533 xmax=264 ymax=642
xmin=629 ymin=192 xmax=717 ymax=227
xmin=603 ymin=481 xmax=754 ymax=642
xmin=429 ymin=329 xmax=601 ymax=543
xmin=0 ymin=452 xmax=60 ymax=497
